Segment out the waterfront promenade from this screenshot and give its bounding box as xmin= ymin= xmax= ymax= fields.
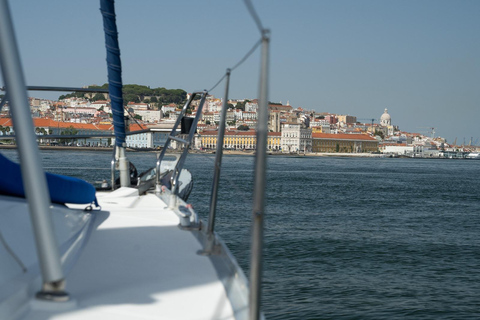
xmin=0 ymin=144 xmax=391 ymax=158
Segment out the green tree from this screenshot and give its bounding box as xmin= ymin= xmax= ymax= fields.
xmin=60 ymin=125 xmax=78 ymax=144
xmin=235 ymin=101 xmax=246 ymax=111
xmin=375 ymin=130 xmax=385 ymax=139
xmin=92 ymin=93 xmax=106 ymax=101
xmin=237 ymin=125 xmax=249 ymax=131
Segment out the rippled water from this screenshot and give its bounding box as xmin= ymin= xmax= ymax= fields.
xmin=3 ymin=149 xmax=480 ymax=319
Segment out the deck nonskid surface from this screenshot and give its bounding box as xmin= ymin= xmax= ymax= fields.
xmin=27 ymin=188 xmax=235 ymax=320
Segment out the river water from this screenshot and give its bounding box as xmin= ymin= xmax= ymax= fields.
xmin=2 ymin=149 xmax=480 ymax=319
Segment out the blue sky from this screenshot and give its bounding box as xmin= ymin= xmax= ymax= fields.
xmin=4 ymin=0 xmax=480 ymax=144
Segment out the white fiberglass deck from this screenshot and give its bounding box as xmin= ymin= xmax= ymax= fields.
xmin=26 ymin=188 xmax=236 ymax=320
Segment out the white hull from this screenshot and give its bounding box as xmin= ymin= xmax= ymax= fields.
xmin=0 ymin=188 xmax=250 ymax=319
xmin=466 ymin=152 xmax=480 ymax=159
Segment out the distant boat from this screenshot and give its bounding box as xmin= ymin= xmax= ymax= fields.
xmin=465 ymin=152 xmax=480 ymax=159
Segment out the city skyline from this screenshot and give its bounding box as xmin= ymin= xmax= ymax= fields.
xmin=4 ymin=0 xmax=479 ymax=144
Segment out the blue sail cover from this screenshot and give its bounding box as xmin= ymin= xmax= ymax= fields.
xmin=0 ymin=154 xmax=96 ymax=204
xmin=100 ymin=0 xmax=125 ymax=147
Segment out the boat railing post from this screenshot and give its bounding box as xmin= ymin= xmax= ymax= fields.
xmin=201 ymin=69 xmax=231 ymax=254
xmin=170 ymin=91 xmax=207 ymax=196
xmin=117 ymin=144 xmax=130 ymax=187
xmin=0 ymin=0 xmax=68 ymax=301
xmin=110 ymin=145 xmax=116 ymax=190
xmin=156 ymin=93 xmax=196 ymax=193
xmin=249 ymin=29 xmax=270 ymax=320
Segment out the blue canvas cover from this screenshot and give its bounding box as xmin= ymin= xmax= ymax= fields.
xmin=0 ymin=153 xmax=96 ymax=204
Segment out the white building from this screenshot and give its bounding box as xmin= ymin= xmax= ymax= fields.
xmin=380 ymin=108 xmax=391 ymax=126
xmin=135 ymin=110 xmax=162 ymax=123
xmin=91 ymin=100 xmax=108 ymax=110
xmin=281 ymin=123 xmax=312 ymax=153
xmin=243 ymin=111 xmax=257 ymax=120
xmin=245 ymin=101 xmax=258 ymax=112
xmin=161 ymin=104 xmax=177 ymax=116
xmin=207 ymin=99 xmax=222 ymax=113
xmin=381 ymin=145 xmax=413 ymax=155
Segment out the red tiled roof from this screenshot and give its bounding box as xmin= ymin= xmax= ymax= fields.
xmin=312 ymin=133 xmax=377 ymax=141
xmin=0 ymin=118 xmax=114 ymax=131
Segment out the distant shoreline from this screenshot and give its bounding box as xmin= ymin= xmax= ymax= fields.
xmin=1 ymin=145 xmax=473 ymax=159
xmin=0 ymin=144 xmax=393 ymax=157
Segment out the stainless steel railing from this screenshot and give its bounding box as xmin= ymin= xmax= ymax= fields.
xmin=155 ymin=91 xmax=208 ymax=204
xmin=0 ymin=0 xmax=67 ymax=301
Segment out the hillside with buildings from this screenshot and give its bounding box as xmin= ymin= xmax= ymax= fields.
xmin=0 ymin=89 xmax=478 ymax=158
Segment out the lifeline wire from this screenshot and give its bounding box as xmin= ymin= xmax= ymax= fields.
xmin=231 ymin=37 xmax=262 ymax=72
xmin=0 ymin=230 xmax=27 ymax=272
xmin=203 ymin=155 xmax=253 ymax=215
xmin=124 ymin=105 xmax=145 ymax=130
xmin=207 ymin=37 xmax=262 ymax=92
xmin=207 ymin=0 xmax=265 ymax=92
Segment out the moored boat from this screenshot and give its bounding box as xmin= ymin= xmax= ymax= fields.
xmin=0 ymin=0 xmax=270 ymax=319
xmin=465 ymin=152 xmax=480 ymax=159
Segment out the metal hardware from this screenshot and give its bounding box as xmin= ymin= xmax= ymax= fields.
xmin=204 ymin=69 xmax=231 ymax=254
xmin=168 ymin=135 xmax=190 ymax=146
xmin=170 ymin=92 xmax=207 ymax=198
xmin=249 ymin=29 xmax=270 ymax=320
xmin=156 ymin=91 xmax=208 ymax=200
xmin=110 ymin=145 xmax=116 ymax=190
xmin=0 ymin=0 xmax=66 ymax=298
xmin=36 ymin=279 xmax=69 ymax=302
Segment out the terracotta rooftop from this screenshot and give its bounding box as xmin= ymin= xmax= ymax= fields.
xmin=312 ymin=133 xmax=377 ymax=141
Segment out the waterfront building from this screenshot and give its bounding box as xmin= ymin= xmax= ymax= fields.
xmin=281 ymin=122 xmax=312 ymax=153
xmin=197 ymin=130 xmax=281 ymax=151
xmin=380 ymin=143 xmax=413 ymax=155
xmin=312 ymin=133 xmax=378 ymax=153
xmin=30 ymin=118 xmax=113 ymax=146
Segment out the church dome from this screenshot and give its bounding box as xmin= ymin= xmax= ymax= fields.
xmin=380 ymin=108 xmax=391 ymax=126
xmin=381 ymin=108 xmax=391 ymax=121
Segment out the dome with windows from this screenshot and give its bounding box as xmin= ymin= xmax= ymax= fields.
xmin=380 ymin=108 xmax=391 ymax=126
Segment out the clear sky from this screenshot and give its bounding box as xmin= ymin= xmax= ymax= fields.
xmin=4 ymin=0 xmax=480 ymax=144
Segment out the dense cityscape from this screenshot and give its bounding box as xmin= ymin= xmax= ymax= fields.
xmin=0 ymin=90 xmax=478 ymax=158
